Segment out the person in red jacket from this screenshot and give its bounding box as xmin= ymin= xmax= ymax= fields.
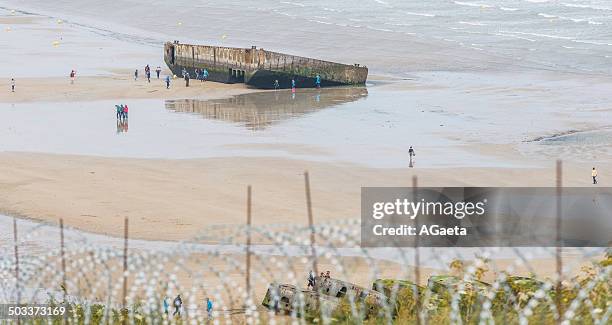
xmin=123 ymin=104 xmax=129 ymax=119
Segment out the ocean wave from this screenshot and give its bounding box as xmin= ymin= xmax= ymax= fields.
xmin=274 ymin=11 xmax=296 ymax=18
xmin=308 ymin=19 xmax=332 ymax=25
xmin=494 ymin=32 xmax=537 ymax=42
xmin=280 ymin=1 xmax=305 ymax=7
xmin=459 ymin=21 xmax=487 ymax=26
xmin=538 ymin=13 xmax=604 ymax=25
xmin=499 ymin=7 xmax=519 ymax=11
xmin=366 ymin=26 xmax=393 ymax=32
xmin=403 ymin=11 xmax=436 ymax=17
xmin=561 ymin=3 xmax=612 ymax=11
xmin=573 ymin=39 xmax=612 ymax=46
xmin=384 ymin=22 xmax=412 ymax=27
xmin=503 ymin=31 xmax=573 ymax=40
xmin=454 ymin=1 xmax=493 ymax=8
xmin=538 ymin=13 xmax=556 ymax=18
xmin=322 ymin=7 xmax=343 ymax=13
xmin=372 ymin=0 xmax=390 ymax=6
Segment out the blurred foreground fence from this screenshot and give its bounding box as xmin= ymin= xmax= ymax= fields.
xmin=0 ymin=163 xmax=610 ymax=324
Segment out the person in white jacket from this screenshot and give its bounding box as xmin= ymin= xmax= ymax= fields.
xmin=592 ymin=167 xmax=598 ymax=184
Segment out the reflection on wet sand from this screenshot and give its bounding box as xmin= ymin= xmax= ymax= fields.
xmin=116 ymin=118 xmax=129 ymax=133
xmin=165 ymin=87 xmax=368 ymax=130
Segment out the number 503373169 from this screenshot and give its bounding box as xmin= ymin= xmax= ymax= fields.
xmin=1 ymin=304 xmax=67 ymax=319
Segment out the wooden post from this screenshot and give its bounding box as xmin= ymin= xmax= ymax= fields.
xmin=122 ymin=217 xmax=129 ymax=310
xmin=304 ymin=172 xmax=318 ymax=276
xmin=13 ymin=217 xmax=20 ymax=325
xmin=412 ymin=176 xmax=421 ymax=325
xmin=555 ymin=160 xmax=563 ymax=322
xmin=60 ymin=219 xmax=67 ymax=300
xmin=304 ymin=171 xmax=322 ymax=324
xmin=246 ymin=185 xmax=252 ymax=301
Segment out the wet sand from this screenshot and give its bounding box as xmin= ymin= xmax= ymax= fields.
xmin=0 ymin=75 xmax=256 ymax=102
xmin=0 ymin=152 xmax=609 ymax=241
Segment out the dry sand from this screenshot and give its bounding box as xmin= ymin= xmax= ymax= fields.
xmin=0 ymin=75 xmax=257 ymax=103
xmin=0 ymin=151 xmax=608 ymax=241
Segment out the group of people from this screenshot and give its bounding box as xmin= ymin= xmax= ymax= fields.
xmin=273 ymin=74 xmax=321 ymax=91
xmin=180 ymin=67 xmax=209 ymax=87
xmin=135 ymin=65 xmax=162 ymax=82
xmin=115 ymin=104 xmax=129 ymax=120
xmin=306 ymin=270 xmax=332 ymax=289
xmin=162 ymin=295 xmax=213 ymax=318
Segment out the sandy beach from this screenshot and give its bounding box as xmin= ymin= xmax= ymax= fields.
xmin=0 ymin=75 xmax=257 ymax=103
xmin=0 ymin=152 xmax=609 ymax=241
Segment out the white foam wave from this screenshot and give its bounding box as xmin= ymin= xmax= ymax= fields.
xmin=538 ymin=13 xmax=603 ymax=25
xmin=503 ymin=31 xmax=573 ymax=40
xmin=495 ymin=32 xmax=537 ymax=42
xmin=403 ymin=11 xmax=436 ymax=17
xmin=454 ymin=1 xmax=493 ymax=8
xmin=538 ymin=13 xmax=556 ymax=18
xmin=459 ymin=21 xmax=487 ymax=26
xmin=384 ymin=22 xmax=411 ymax=27
xmin=322 ymin=7 xmax=343 ymax=13
xmin=499 ymin=7 xmax=519 ymax=11
xmin=309 ymin=20 xmax=332 ymax=25
xmin=366 ymin=26 xmax=393 ymax=32
xmin=280 ymin=1 xmax=305 ymax=7
xmin=561 ymin=3 xmax=612 ymax=11
xmin=573 ymin=39 xmax=612 ymax=46
xmin=372 ymin=0 xmax=390 ymax=6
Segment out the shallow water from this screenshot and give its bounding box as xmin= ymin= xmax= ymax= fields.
xmin=1 ymin=72 xmax=611 ymax=167
xmin=0 ymin=85 xmax=503 ymax=168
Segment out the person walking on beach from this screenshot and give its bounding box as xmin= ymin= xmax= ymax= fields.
xmin=307 ymin=270 xmax=315 ymax=289
xmin=156 ymin=66 xmax=162 ymax=79
xmin=123 ymin=104 xmax=129 ymax=119
xmin=184 ymin=72 xmax=190 ymax=87
xmin=291 ymin=78 xmax=296 ymax=92
xmin=202 ymin=69 xmax=209 ymax=82
xmin=592 ymin=167 xmax=598 ymax=184
xmin=205 ymin=298 xmax=213 ymax=318
xmin=173 ymin=294 xmax=182 ymax=316
xmin=273 ymin=79 xmax=279 ymax=90
xmin=70 ymin=70 xmax=76 ymax=84
xmin=10 ymin=78 xmax=15 ymax=92
xmin=163 ymin=296 xmax=169 ymax=315
xmin=134 ymin=69 xmax=138 ymax=81
xmin=315 ymin=74 xmax=321 ymax=89
xmin=181 ymin=67 xmax=187 ymax=78
xmin=165 ymin=75 xmax=171 ymax=89
xmin=115 ymin=104 xmax=123 ymax=119
xmin=408 ymin=146 xmax=416 ymax=168
xmin=145 ymin=65 xmax=151 ymax=83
